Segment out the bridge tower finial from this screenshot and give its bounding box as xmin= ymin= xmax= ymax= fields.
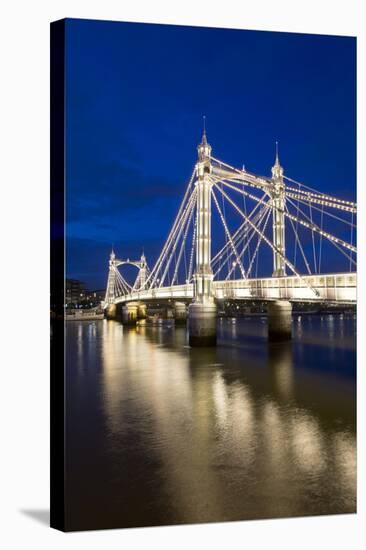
xmin=198 ymin=116 xmax=211 ymax=161
xmin=272 ymin=141 xmax=284 ymax=180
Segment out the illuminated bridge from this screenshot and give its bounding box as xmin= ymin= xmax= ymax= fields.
xmin=103 ymin=128 xmax=356 ymax=345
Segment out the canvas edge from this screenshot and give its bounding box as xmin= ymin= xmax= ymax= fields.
xmin=50 ymin=18 xmax=66 ymax=532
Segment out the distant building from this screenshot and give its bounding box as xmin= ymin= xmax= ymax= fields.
xmin=66 ymin=279 xmax=86 ymax=306
xmin=66 ymin=279 xmax=104 ymax=308
xmin=87 ymin=289 xmax=105 ymax=307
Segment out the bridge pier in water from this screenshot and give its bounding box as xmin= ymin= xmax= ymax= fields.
xmin=267 ymin=300 xmax=292 ymax=341
xmin=105 ymin=303 xmax=118 ymax=320
xmin=137 ymin=303 xmax=147 ymax=320
xmin=121 ymin=303 xmax=138 ymax=326
xmin=174 ymin=302 xmax=187 ymax=325
xmin=188 ymin=302 xmax=217 ymax=346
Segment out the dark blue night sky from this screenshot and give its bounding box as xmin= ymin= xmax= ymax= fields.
xmin=65 ymin=18 xmax=356 ymax=290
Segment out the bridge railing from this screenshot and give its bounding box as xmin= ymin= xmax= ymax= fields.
xmin=213 ymin=273 xmax=356 ymax=303
xmin=105 ymin=272 xmax=356 ymax=307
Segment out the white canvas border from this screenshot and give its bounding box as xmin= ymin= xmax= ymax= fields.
xmin=0 ymin=0 xmax=364 ymax=548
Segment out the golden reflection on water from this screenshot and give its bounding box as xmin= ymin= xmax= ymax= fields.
xmin=268 ymin=343 xmax=294 ymax=400
xmin=291 ymin=413 xmax=325 ymax=474
xmin=68 ymin=316 xmax=356 ymax=525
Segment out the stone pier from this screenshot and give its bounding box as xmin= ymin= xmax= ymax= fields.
xmin=137 ymin=303 xmax=147 ymax=320
xmin=267 ymin=300 xmax=292 ymax=341
xmin=188 ymin=301 xmax=217 ymax=347
xmin=121 ymin=303 xmax=138 ymax=326
xmin=174 ymin=302 xmax=187 ymax=325
xmin=105 ymin=304 xmax=118 ymax=320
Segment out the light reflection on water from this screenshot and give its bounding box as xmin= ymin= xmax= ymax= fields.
xmin=65 ymin=315 xmax=356 ymax=530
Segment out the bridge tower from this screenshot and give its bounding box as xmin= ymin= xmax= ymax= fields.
xmin=268 ymin=144 xmax=292 ymax=340
xmin=105 ymin=249 xmax=117 ymax=304
xmin=271 ymin=143 xmax=286 ymax=277
xmin=188 ymin=127 xmax=217 ymax=346
xmin=133 ymin=252 xmax=148 ymax=290
xmin=104 ymin=249 xmax=119 ymax=319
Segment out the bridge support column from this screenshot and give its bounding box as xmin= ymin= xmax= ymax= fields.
xmin=137 ymin=303 xmax=147 ymax=320
xmin=188 ymin=128 xmax=217 ymax=346
xmin=122 ymin=303 xmax=138 ymax=326
xmin=271 ymin=145 xmax=286 ymax=278
xmin=105 ymin=304 xmax=117 ymax=320
xmin=267 ymin=300 xmax=292 ymax=341
xmin=174 ymin=302 xmax=187 ymax=325
xmin=189 ymin=302 xmax=217 ymax=347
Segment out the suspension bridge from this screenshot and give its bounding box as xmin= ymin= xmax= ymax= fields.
xmin=104 ymin=128 xmax=357 ymax=345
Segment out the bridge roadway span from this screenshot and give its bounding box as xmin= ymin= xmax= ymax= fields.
xmin=111 ymin=272 xmax=356 ymax=306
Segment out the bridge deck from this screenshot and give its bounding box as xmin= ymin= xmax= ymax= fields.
xmin=106 ymin=272 xmax=356 ymax=307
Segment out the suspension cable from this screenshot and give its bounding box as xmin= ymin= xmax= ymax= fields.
xmin=308 ymin=196 xmax=317 ymax=273
xmin=293 ymin=182 xmax=300 ymax=268
xmin=286 ymin=197 xmax=357 ymax=263
xmin=159 ymin=188 xmax=197 ymax=287
xmin=285 ymin=190 xmax=356 ymax=213
xmin=350 ymin=210 xmax=354 ymax=272
xmin=288 ymin=193 xmax=357 ymax=227
xmin=146 ymin=166 xmax=197 ymax=287
xmin=210 ymin=155 xmax=356 ymax=212
xmin=150 ymin=183 xmax=197 ymax=287
xmin=212 ymin=187 xmax=246 ymax=278
xmin=211 ymin=194 xmax=267 ymax=266
xmin=187 ymin=216 xmax=196 ymax=283
xmin=220 ymin=180 xmax=230 ymax=278
xmin=171 ymin=190 xmax=197 ymax=285
xmin=213 ymin=182 xmax=320 ymax=297
xmin=214 ymin=204 xmax=269 ymax=279
xmin=319 ymin=202 xmax=324 ymax=274
xmin=285 ymin=203 xmax=312 ymax=275
xmin=220 ymin=177 xmax=357 ymax=255
xmin=246 ymin=207 xmax=272 ymax=278
xmin=284 ymin=175 xmax=357 ymax=207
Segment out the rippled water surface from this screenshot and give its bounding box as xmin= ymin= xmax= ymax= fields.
xmin=65 ymin=315 xmax=356 ymax=530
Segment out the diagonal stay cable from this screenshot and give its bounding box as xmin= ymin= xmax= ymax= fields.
xmin=219 ymin=178 xmax=357 ymax=256
xmin=223 ymin=204 xmax=271 ymax=280
xmin=286 ymin=197 xmax=357 ymax=261
xmin=171 ymin=188 xmax=197 ymax=285
xmin=159 ymin=188 xmax=198 ymax=287
xmin=285 ymin=203 xmax=312 ymax=274
xmin=213 ymin=204 xmax=269 ymax=279
xmin=211 ymin=186 xmax=246 ymax=278
xmin=240 ymin=207 xmax=272 ymax=279
xmin=213 ymin=182 xmax=321 ymax=297
xmin=146 ymin=166 xmax=197 ymax=287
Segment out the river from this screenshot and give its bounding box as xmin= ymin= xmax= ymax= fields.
xmin=65 ymin=314 xmax=356 ymax=531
